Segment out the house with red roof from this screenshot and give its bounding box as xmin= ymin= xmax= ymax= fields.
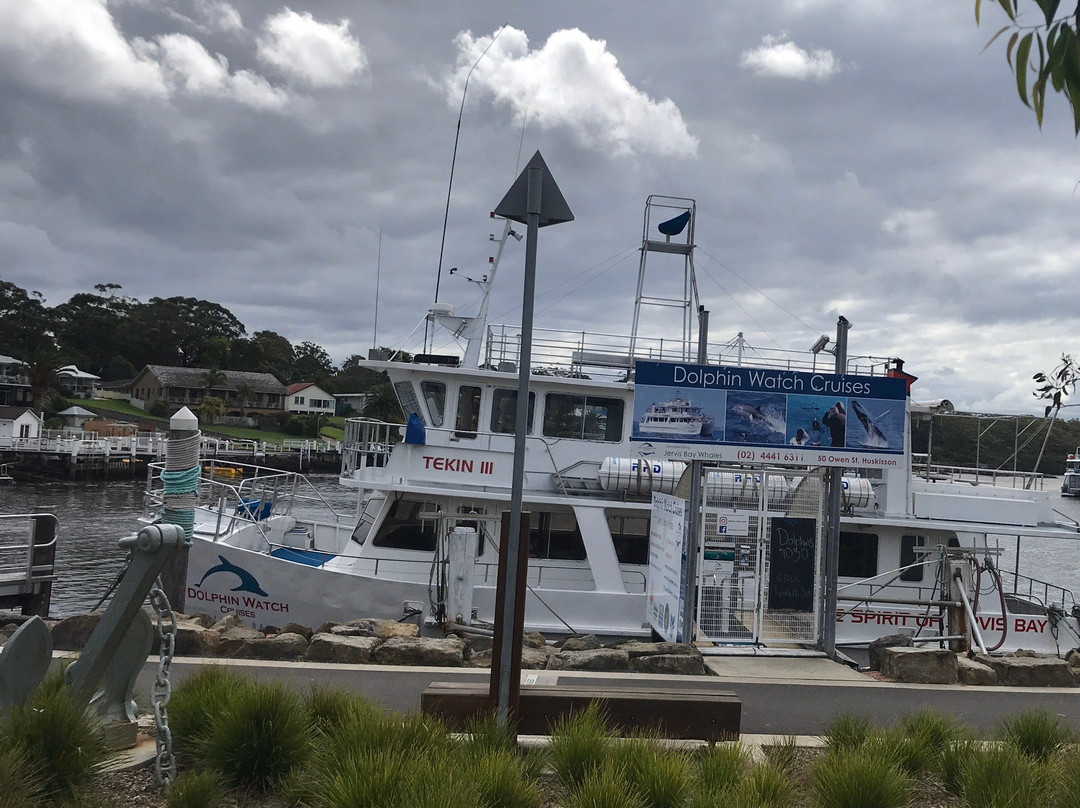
xmin=286 ymin=383 xmax=335 ymax=416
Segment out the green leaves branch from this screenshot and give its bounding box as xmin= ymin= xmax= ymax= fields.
xmin=977 ymin=0 xmax=1080 ymax=132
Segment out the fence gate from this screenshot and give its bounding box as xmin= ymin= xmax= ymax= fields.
xmin=695 ymin=467 xmax=826 ymax=647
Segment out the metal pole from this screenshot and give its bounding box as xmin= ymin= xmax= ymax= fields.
xmin=495 ymin=165 xmax=542 ymax=723
xmin=681 ymin=308 xmax=708 ymax=644
xmin=822 ymin=316 xmax=849 ymax=659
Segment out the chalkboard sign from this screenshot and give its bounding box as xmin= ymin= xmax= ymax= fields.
xmin=767 ymin=517 xmax=817 ymax=612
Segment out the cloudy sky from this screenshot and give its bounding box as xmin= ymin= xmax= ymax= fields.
xmin=1 ymin=0 xmax=1078 ymax=414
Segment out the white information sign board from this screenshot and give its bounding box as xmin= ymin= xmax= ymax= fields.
xmin=647 ymin=492 xmax=689 ymax=643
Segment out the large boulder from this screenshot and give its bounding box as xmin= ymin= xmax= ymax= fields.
xmin=957 ymin=655 xmax=998 ymax=686
xmin=333 ymin=618 xmax=420 ymax=639
xmin=281 ymin=622 xmax=313 ymax=640
xmin=306 ymin=633 xmax=381 ymax=664
xmin=973 ymin=654 xmax=1077 ymax=687
xmin=868 ymin=633 xmax=914 ymax=671
xmin=523 ymin=631 xmax=547 ymax=649
xmin=550 ymin=649 xmax=630 ymax=672
xmin=629 ymin=653 xmax=707 ymax=676
xmin=879 ymin=647 xmax=958 ymax=684
xmin=174 ymin=620 xmax=222 ymax=656
xmin=558 ymin=634 xmax=602 ymax=652
xmin=231 ymin=632 xmax=309 ymax=661
xmin=51 ymin=613 xmax=103 ymax=650
xmin=217 ymin=625 xmax=266 ymax=656
xmin=373 ymin=636 xmax=465 ymax=667
xmin=614 ymin=641 xmax=697 ymax=659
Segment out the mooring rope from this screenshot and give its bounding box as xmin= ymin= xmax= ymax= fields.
xmin=161 ymin=431 xmax=201 ymax=542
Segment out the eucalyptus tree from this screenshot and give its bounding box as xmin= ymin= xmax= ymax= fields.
xmin=977 ymin=0 xmax=1080 ymax=132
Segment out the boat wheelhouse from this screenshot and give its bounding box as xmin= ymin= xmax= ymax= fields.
xmin=1062 ymin=449 xmax=1080 ymax=497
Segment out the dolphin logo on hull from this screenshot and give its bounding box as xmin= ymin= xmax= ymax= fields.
xmin=197 ymin=555 xmax=269 ymax=597
xmin=851 ymin=400 xmax=888 ymax=448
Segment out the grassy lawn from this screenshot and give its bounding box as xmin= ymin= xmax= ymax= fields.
xmin=86 ymin=398 xmax=330 ymax=446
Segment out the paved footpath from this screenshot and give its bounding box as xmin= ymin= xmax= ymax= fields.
xmin=135 ymin=654 xmax=1080 ymax=736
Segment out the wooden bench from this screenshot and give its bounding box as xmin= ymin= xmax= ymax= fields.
xmin=421 ymin=681 xmax=741 ymax=741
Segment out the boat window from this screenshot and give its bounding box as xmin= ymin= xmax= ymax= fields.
xmin=371 ymin=499 xmax=437 ymax=552
xmin=838 ymin=531 xmax=878 ymax=578
xmin=529 ymin=511 xmax=587 ymax=561
xmin=421 ymin=381 xmax=446 ymax=427
xmin=542 ymin=393 xmax=625 ymax=442
xmin=490 ymin=389 xmax=535 ymax=434
xmin=609 ymin=514 xmax=650 ymax=565
xmin=455 ymin=385 xmax=482 ymax=438
xmin=899 ymin=535 xmax=925 ymax=582
xmin=394 ymin=382 xmax=424 ymax=425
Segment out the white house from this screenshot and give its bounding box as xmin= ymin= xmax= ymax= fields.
xmin=55 ymin=365 xmax=101 ymax=399
xmin=0 ymin=406 xmax=41 ymax=446
xmin=285 ymin=383 xmax=335 ymax=416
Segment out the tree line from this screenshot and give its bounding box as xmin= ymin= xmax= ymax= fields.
xmin=0 ymin=278 xmax=385 ymax=395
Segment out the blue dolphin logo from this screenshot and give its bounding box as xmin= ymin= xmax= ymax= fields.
xmin=196 ymin=555 xmax=269 ymax=597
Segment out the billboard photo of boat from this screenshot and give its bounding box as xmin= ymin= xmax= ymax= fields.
xmin=632 ymin=389 xmax=726 ymax=442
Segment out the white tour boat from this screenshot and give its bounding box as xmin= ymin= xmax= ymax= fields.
xmin=637 ymin=397 xmax=713 ymax=437
xmin=159 ymin=195 xmax=1080 ymax=657
xmin=1061 ymin=449 xmax=1080 ymax=497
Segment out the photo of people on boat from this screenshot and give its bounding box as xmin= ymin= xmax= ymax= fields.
xmin=724 ymin=391 xmax=786 ymax=445
xmin=784 ymin=394 xmax=846 ymax=448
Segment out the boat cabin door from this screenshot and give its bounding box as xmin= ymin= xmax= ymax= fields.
xmin=695 ymin=468 xmax=826 ymax=647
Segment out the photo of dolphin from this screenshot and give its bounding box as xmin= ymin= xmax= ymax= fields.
xmin=731 ymin=403 xmax=768 ymax=422
xmin=196 ymin=554 xmax=269 ymax=597
xmin=725 ymin=391 xmax=787 ymax=444
xmin=851 ymin=400 xmax=889 ymax=448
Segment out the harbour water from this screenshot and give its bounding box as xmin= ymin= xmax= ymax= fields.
xmin=3 ymin=474 xmax=1080 ymax=619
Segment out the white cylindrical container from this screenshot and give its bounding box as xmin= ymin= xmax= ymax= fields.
xmin=598 ymin=457 xmax=687 ymax=495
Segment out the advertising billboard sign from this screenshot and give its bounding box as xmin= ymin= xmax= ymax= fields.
xmin=647 ymin=492 xmax=689 ymax=643
xmin=632 ymin=361 xmax=908 ymax=468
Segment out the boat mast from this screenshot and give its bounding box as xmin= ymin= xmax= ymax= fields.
xmin=629 ymin=196 xmax=700 ymax=364
xmin=428 ymin=215 xmax=520 ymax=368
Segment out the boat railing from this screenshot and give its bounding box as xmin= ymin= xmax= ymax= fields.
xmin=836 ymin=556 xmax=948 ymax=612
xmin=484 ymin=323 xmax=892 ymax=379
xmin=341 ymin=418 xmax=397 ymax=476
xmin=995 ymin=569 xmax=1075 ymax=611
xmin=145 ymin=459 xmax=352 ymax=540
xmin=911 ymin=454 xmax=1047 ymax=490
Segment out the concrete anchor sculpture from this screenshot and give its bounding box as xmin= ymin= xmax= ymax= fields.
xmin=0 ymin=523 xmax=183 ymax=745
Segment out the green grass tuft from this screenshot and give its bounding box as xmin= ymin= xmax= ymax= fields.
xmin=822 ymin=713 xmax=873 ymax=755
xmin=318 ymin=749 xmax=410 ymax=808
xmin=939 ymin=737 xmax=982 ymax=796
xmin=166 ymin=769 xmax=229 ymax=808
xmin=468 ymin=748 xmax=544 ymax=808
xmin=735 ymin=763 xmax=795 ymax=807
xmin=549 ymin=702 xmax=616 ymax=792
xmin=691 ymin=743 xmax=751 ymax=797
xmin=566 ymin=766 xmax=647 ymax=808
xmin=0 ymin=675 xmax=107 ymax=802
xmin=168 ymin=666 xmax=252 ymax=763
xmin=996 ymin=709 xmax=1076 ymax=762
xmin=197 ymin=681 xmax=312 ymax=793
xmin=762 ymin=735 xmax=800 ymax=775
xmin=961 ymin=744 xmax=1050 ymax=807
xmin=1048 ymin=744 xmax=1080 ymax=808
xmin=811 ymin=748 xmax=911 ymax=808
xmin=610 ymin=736 xmax=692 ymax=808
xmin=0 ymin=746 xmax=45 ymax=808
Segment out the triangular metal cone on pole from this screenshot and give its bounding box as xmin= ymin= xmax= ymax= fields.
xmin=489 ymin=151 xmax=572 ymax=732
xmin=494 ymin=151 xmax=574 ymax=226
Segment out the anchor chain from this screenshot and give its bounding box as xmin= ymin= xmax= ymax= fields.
xmin=147 ymin=577 xmax=177 ymax=788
